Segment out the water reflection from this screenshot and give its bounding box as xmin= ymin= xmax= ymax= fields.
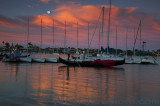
xmin=0 ymin=61 xmax=160 ymax=105
xmin=58 ymin=66 xmax=125 ymax=105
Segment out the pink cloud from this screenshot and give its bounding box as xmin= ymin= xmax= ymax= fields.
xmin=0 ymin=3 xmax=160 ymax=50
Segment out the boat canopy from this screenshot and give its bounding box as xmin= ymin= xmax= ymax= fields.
xmin=138 ymin=51 xmax=152 ymax=55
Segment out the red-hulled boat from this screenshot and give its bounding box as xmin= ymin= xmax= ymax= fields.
xmin=59 ymin=57 xmax=125 ymax=67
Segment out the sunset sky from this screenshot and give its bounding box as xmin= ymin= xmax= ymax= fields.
xmin=0 ymin=0 xmax=160 ymax=50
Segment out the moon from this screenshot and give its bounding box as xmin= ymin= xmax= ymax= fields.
xmin=47 ymin=11 xmax=50 ymax=14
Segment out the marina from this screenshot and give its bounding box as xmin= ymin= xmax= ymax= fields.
xmin=0 ymin=55 xmax=160 ymax=105
xmin=0 ymin=0 xmax=160 ymax=105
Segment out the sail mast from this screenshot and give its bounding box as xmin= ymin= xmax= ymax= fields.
xmin=88 ymin=23 xmax=89 ymax=55
xmin=64 ymin=21 xmax=66 ymax=57
xmin=27 ymin=16 xmax=29 ymax=56
xmin=77 ymin=22 xmax=78 ymax=52
xmin=53 ymin=19 xmax=54 ymax=47
xmin=40 ymin=17 xmax=42 ymax=51
xmin=133 ymin=27 xmax=136 ymax=59
xmin=101 ymin=7 xmax=104 ymax=49
xmin=126 ymin=28 xmax=128 ymax=58
xmin=27 ymin=16 xmax=29 ymax=46
xmin=98 ymin=24 xmax=101 ymax=54
xmin=140 ymin=19 xmax=142 ymax=51
xmin=116 ymin=25 xmax=117 ymax=57
xmin=107 ymin=0 xmax=111 ymax=54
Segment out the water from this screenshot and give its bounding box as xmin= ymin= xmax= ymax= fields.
xmin=0 ymin=56 xmax=160 ymax=105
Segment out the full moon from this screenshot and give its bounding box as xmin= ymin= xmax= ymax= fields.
xmin=47 ymin=11 xmax=50 ymax=14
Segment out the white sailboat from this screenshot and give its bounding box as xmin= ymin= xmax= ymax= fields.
xmin=32 ymin=17 xmax=45 ymax=63
xmin=96 ymin=0 xmax=124 ymax=61
xmin=125 ymin=28 xmax=133 ymax=64
xmin=141 ymin=57 xmax=158 ymax=64
xmin=45 ymin=18 xmax=58 ymax=63
xmin=132 ymin=20 xmax=142 ymax=64
xmin=19 ymin=16 xmax=32 ymax=63
xmin=141 ymin=41 xmax=159 ymax=64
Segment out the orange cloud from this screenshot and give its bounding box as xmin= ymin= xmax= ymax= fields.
xmin=0 ymin=3 xmax=160 ymax=50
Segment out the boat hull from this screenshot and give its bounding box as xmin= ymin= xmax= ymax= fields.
xmin=45 ymin=58 xmax=58 ymax=63
xmin=32 ymin=58 xmax=45 ymax=63
xmin=141 ymin=58 xmax=159 ymax=65
xmin=19 ymin=57 xmax=32 ymax=63
xmin=59 ymin=57 xmax=125 ymax=67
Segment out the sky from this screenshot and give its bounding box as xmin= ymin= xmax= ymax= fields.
xmin=0 ymin=0 xmax=160 ymax=50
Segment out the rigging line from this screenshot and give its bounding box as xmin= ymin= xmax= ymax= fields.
xmin=89 ymin=7 xmax=103 ymax=48
xmin=133 ymin=20 xmax=141 ymax=52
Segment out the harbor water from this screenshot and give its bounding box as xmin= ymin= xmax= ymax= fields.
xmin=0 ymin=54 xmax=160 ymax=105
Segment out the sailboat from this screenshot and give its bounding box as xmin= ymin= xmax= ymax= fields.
xmin=125 ymin=28 xmax=133 ymax=64
xmin=89 ymin=0 xmax=124 ymax=61
xmin=45 ymin=19 xmax=58 ymax=63
xmin=59 ymin=5 xmax=125 ymax=67
xmin=72 ymin=22 xmax=81 ymax=59
xmin=131 ymin=20 xmax=142 ymax=64
xmin=32 ymin=17 xmax=45 ymax=63
xmin=19 ymin=16 xmax=32 ymax=63
xmin=140 ymin=40 xmax=159 ymax=64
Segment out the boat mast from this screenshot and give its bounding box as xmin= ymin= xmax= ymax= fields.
xmin=27 ymin=16 xmax=29 ymax=56
xmin=53 ymin=18 xmax=54 ymax=48
xmin=98 ymin=24 xmax=101 ymax=54
xmin=77 ymin=22 xmax=78 ymax=53
xmin=107 ymin=0 xmax=111 ymax=54
xmin=133 ymin=20 xmax=141 ymax=57
xmin=40 ymin=17 xmax=43 ymax=55
xmin=27 ymin=16 xmax=29 ymax=46
xmin=140 ymin=19 xmax=142 ymax=52
xmin=101 ymin=7 xmax=104 ymax=50
xmin=116 ymin=25 xmax=117 ymax=57
xmin=64 ymin=21 xmax=66 ymax=57
xmin=126 ymin=28 xmax=128 ymax=58
xmin=88 ymin=23 xmax=89 ymax=55
xmin=133 ymin=27 xmax=136 ymax=59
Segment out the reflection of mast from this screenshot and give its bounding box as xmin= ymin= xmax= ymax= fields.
xmin=25 ymin=65 xmax=28 ymax=94
xmin=62 ymin=68 xmax=65 ymax=102
xmin=67 ymin=66 xmax=69 ymax=80
xmin=38 ymin=65 xmax=41 ymax=96
xmin=15 ymin=64 xmax=19 ymax=82
xmin=51 ymin=64 xmax=54 ymax=91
